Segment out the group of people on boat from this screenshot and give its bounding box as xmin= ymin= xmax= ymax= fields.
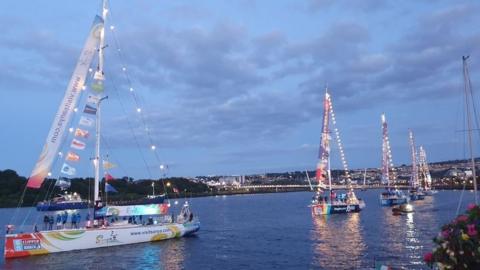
xmin=313 ymin=190 xmax=357 ymax=205
xmin=42 ymin=211 xmax=82 ymax=230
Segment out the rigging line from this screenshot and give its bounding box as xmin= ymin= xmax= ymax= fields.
xmin=110 ymin=32 xmax=161 ymax=154
xmin=107 ymin=9 xmax=170 ymax=198
xmin=106 ymin=70 xmax=155 ymax=180
xmin=464 ymin=63 xmax=480 ymax=141
xmin=22 ymin=68 xmax=95 ymax=227
xmin=106 ymin=9 xmax=163 ymax=154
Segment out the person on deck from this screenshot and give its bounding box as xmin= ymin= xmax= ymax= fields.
xmin=56 ymin=214 xmax=62 ymax=229
xmin=76 ymin=212 xmax=81 ymax=228
xmin=71 ymin=213 xmax=77 ymax=229
xmin=43 ymin=215 xmax=49 ymax=230
xmin=48 ymin=215 xmax=54 ymax=230
xmin=62 ymin=211 xmax=68 ymax=229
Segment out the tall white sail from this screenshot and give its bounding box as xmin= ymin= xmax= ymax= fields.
xmin=27 ymin=16 xmax=104 ymax=188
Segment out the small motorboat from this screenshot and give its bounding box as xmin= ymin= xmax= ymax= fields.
xmin=392 ymin=203 xmax=414 ymax=215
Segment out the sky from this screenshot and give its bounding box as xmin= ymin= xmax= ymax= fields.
xmin=1 ymin=0 xmax=480 ymax=179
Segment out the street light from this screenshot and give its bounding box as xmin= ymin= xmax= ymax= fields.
xmin=166 ymin=182 xmax=171 ymax=187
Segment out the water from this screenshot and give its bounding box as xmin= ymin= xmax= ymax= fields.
xmin=0 ymin=190 xmax=476 ymax=269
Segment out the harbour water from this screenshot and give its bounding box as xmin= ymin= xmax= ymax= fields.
xmin=0 ymin=190 xmax=475 ymax=269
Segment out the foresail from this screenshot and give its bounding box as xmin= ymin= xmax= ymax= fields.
xmin=27 ymin=16 xmax=104 ymax=189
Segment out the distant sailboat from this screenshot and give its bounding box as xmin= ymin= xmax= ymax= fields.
xmin=310 ymin=89 xmax=365 ymax=215
xmin=360 ymin=168 xmax=367 ymax=191
xmin=418 ymin=146 xmax=436 ymax=195
xmin=408 ymin=130 xmax=425 ymax=201
xmin=379 ymin=113 xmax=408 ymax=206
xmin=5 ymin=1 xmax=199 ymax=259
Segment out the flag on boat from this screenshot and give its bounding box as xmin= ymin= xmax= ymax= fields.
xmin=105 ymin=173 xmax=114 ymax=181
xmin=79 ymin=116 xmax=94 ymax=127
xmin=66 ymin=151 xmax=80 ymax=162
xmin=71 ymin=139 xmax=86 ymax=150
xmin=83 ymin=104 xmax=97 ymax=115
xmin=91 ymin=81 xmax=104 ymax=93
xmin=55 ymin=177 xmax=71 ymax=189
xmin=25 ymin=16 xmax=104 ymax=189
xmin=87 ymin=94 xmax=101 ymax=105
xmin=103 ymin=160 xmax=117 ymax=169
xmin=74 ymin=128 xmax=89 ymax=138
xmin=105 ymin=183 xmax=117 ymax=193
xmin=60 ymin=163 xmax=76 ymax=176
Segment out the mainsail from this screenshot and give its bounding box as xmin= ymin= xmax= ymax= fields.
xmin=26 ymin=16 xmax=104 ymax=188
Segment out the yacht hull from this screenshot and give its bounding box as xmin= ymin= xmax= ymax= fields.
xmin=311 ymin=202 xmax=362 ymax=215
xmin=4 ymin=221 xmax=200 ymax=259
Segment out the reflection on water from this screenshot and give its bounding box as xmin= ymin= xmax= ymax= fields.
xmin=311 ymin=213 xmax=366 ymax=269
xmin=379 ymin=195 xmax=438 ymax=269
xmin=1 ymin=191 xmax=476 ymax=269
xmin=158 ymin=239 xmax=186 ymax=270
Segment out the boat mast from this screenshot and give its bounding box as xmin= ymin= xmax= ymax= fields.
xmin=316 ymin=88 xmax=331 ymax=192
xmin=363 ymin=168 xmax=367 ymax=186
xmin=463 ymin=56 xmax=478 ymax=204
xmin=94 ymin=0 xmax=108 ymax=203
xmin=408 ymin=130 xmax=419 ymax=189
xmin=381 ymin=113 xmax=391 ymax=189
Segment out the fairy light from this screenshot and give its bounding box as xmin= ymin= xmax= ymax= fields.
xmin=68 ymin=127 xmax=74 ymax=133
xmin=137 ymin=108 xmax=142 ymax=113
xmin=88 ymin=68 xmax=93 ymax=73
xmin=129 ymin=87 xmax=134 ymax=92
xmin=82 ymin=85 xmax=87 ymax=90
xmin=122 ymin=67 xmax=127 ymax=72
xmin=151 ymin=145 xmax=156 ymax=150
xmin=58 ymin=152 xmax=63 ymax=157
xmin=47 ymin=172 xmax=52 ymax=177
xmin=328 ymin=95 xmax=351 ymax=182
xmin=110 ymin=25 xmax=115 ymax=30
xmin=74 ymin=108 xmax=78 ymax=112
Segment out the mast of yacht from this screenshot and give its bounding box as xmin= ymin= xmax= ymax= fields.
xmin=463 ymin=56 xmax=478 ymax=204
xmin=408 ymin=130 xmax=419 ymax=189
xmin=316 ymin=89 xmax=331 ymax=193
xmin=363 ymin=168 xmax=367 ymax=186
xmin=381 ymin=113 xmax=391 ymax=190
xmin=93 ymin=0 xmax=108 ymax=203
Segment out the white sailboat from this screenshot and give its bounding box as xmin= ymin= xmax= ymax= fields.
xmin=310 ymin=89 xmax=365 ymax=215
xmin=5 ymin=1 xmax=199 ymax=259
xmin=379 ymin=113 xmax=408 ymax=206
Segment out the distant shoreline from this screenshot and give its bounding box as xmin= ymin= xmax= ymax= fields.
xmin=4 ymin=186 xmax=473 ymax=209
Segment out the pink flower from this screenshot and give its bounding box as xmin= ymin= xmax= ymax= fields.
xmin=424 ymin=252 xmax=433 ymax=263
xmin=457 ymin=215 xmax=469 ymax=223
xmin=467 ymin=224 xmax=477 ymax=237
xmin=441 ymin=230 xmax=450 ymax=238
xmin=467 ymin=203 xmax=477 ymax=211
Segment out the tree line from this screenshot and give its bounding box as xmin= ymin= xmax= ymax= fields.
xmin=0 ymin=169 xmax=210 ymax=208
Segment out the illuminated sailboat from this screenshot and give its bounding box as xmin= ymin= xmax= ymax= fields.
xmin=418 ymin=146 xmax=436 ymax=195
xmin=310 ymin=89 xmax=365 ymax=215
xmin=5 ymin=1 xmax=199 ymax=259
xmin=379 ymin=113 xmax=408 ymax=206
xmin=407 ymin=130 xmax=425 ymax=201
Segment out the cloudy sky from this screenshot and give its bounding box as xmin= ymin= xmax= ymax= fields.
xmin=1 ymin=0 xmax=480 ymax=179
